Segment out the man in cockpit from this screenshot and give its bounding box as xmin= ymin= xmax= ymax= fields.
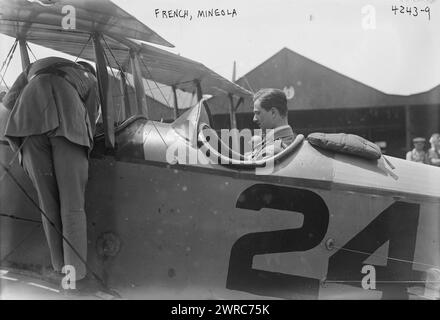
xmin=2 ymin=57 xmax=99 ymax=291
xmin=248 ymin=88 xmax=296 ymax=160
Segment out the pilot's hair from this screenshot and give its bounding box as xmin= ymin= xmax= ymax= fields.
xmin=430 ymin=133 xmax=440 ymax=145
xmin=253 ymin=88 xmax=288 ymax=117
xmin=77 ymin=61 xmax=96 ymax=77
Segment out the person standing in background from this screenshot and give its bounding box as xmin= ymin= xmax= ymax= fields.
xmin=428 ymin=133 xmax=440 ymax=166
xmin=406 ymin=137 xmax=428 ymax=164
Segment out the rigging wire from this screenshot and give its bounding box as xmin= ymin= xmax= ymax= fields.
xmin=330 ymin=244 xmax=440 ymax=270
xmin=243 ymin=76 xmax=255 ymax=94
xmin=101 ymin=43 xmax=125 ymax=122
xmin=133 ymin=56 xmax=171 ymax=149
xmin=0 ymin=39 xmax=18 ymax=75
xmin=101 ymin=36 xmax=137 ymax=121
xmin=101 ymin=34 xmax=138 ymax=106
xmin=101 ymin=36 xmax=125 ymax=74
xmin=2 ymin=40 xmax=18 ymax=74
xmin=0 ymin=37 xmax=115 ymax=295
xmin=138 ymin=56 xmax=173 ymax=109
xmin=0 ymin=70 xmax=10 ymax=90
xmin=0 ymin=40 xmax=31 ymax=184
xmin=0 ymin=136 xmax=30 ymax=183
xmin=25 ymin=42 xmax=37 ymax=62
xmin=143 ymin=77 xmax=157 ymax=102
xmin=100 ymin=38 xmax=171 ymax=148
xmin=0 ymin=212 xmax=41 ymax=224
xmin=0 ymin=224 xmax=42 ymax=265
xmin=96 ymin=36 xmax=196 ymax=105
xmin=0 ymin=159 xmax=110 ymax=293
xmin=0 ymin=40 xmax=19 ymax=90
xmin=74 ymin=34 xmax=92 ymax=63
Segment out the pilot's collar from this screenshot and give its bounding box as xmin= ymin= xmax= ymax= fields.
xmin=273 ymin=125 xmax=291 ymax=134
xmin=264 ymin=125 xmax=292 ymax=140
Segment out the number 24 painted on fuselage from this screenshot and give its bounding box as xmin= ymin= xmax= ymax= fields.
xmin=226 ymin=184 xmax=422 ymax=299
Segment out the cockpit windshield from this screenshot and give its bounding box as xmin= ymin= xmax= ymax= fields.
xmin=171 ymin=99 xmax=213 ymax=147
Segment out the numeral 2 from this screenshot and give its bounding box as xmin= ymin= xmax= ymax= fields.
xmin=226 ymin=184 xmax=329 ymax=299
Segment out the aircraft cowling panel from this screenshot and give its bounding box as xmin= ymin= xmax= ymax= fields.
xmin=92 ymin=116 xmax=148 ymax=161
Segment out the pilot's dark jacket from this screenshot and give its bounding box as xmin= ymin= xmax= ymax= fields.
xmin=249 ymin=125 xmax=296 ymax=160
xmin=3 ymin=56 xmax=98 ymax=153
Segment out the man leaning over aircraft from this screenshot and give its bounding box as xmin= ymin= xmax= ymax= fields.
xmin=2 ymin=57 xmax=100 ymax=291
xmin=247 ymin=88 xmax=296 ymax=160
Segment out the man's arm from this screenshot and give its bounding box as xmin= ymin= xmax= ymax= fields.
xmin=2 ymin=71 xmax=28 ymax=111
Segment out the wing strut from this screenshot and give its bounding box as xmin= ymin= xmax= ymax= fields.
xmin=129 ymin=49 xmax=149 ymax=118
xmin=119 ymin=69 xmax=133 ymax=119
xmin=93 ymin=33 xmax=115 ymax=149
xmin=194 ymin=79 xmax=214 ymax=126
xmin=194 ymin=79 xmax=203 ymax=101
xmin=18 ymin=38 xmax=30 ymax=71
xmin=405 ymin=105 xmax=411 ymax=152
xmin=228 ymin=94 xmax=244 ymax=129
xmin=172 ymin=85 xmax=179 ymax=119
xmin=228 ymin=94 xmax=238 ymax=129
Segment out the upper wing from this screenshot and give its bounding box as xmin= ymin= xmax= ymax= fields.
xmin=135 ymin=43 xmax=252 ymax=98
xmin=0 ymin=0 xmax=173 ymax=47
xmin=0 ymin=0 xmax=251 ymax=108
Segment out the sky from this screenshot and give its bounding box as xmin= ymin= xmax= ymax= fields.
xmin=0 ymin=0 xmax=439 ymax=95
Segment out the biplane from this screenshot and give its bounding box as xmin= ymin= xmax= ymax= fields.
xmin=1 ymin=0 xmax=440 ymax=300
